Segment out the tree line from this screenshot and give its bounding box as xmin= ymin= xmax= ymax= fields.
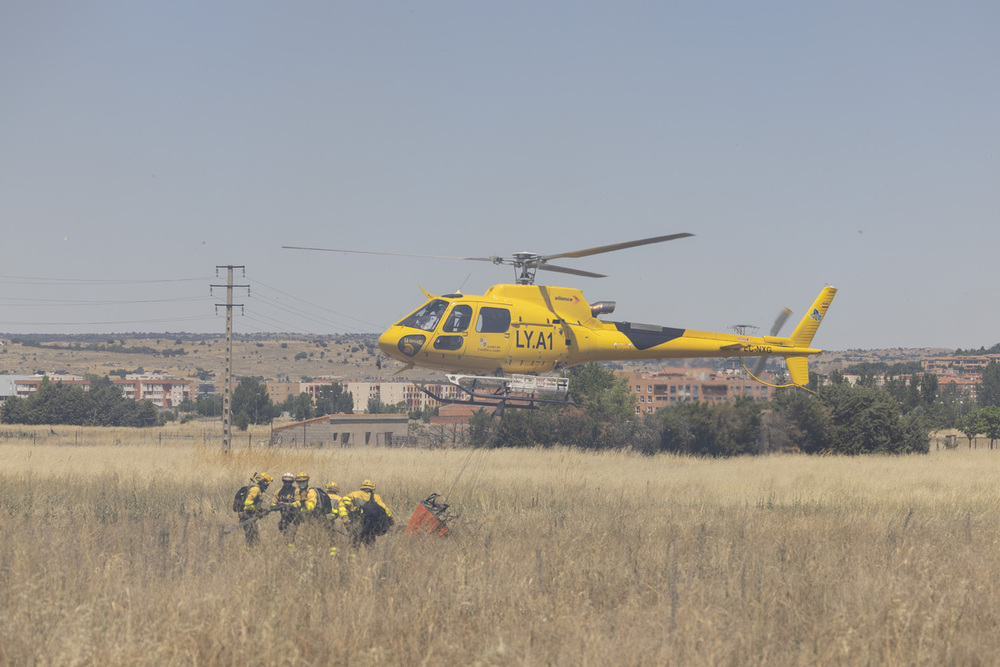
xmin=0 ymin=375 xmax=357 ymax=429
xmin=8 ymin=361 xmax=1000 ymax=457
xmin=181 ymin=377 xmax=356 ymax=429
xmin=0 ymin=376 xmax=159 ymax=427
xmin=469 ymin=361 xmax=1000 ymax=456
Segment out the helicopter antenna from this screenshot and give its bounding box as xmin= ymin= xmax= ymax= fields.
xmin=729 ymin=324 xmax=758 ymax=336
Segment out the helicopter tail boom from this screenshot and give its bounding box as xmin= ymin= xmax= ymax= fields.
xmin=789 ymin=286 xmax=838 ymax=349
xmin=574 ymin=285 xmax=837 ymax=388
xmin=776 ymin=286 xmax=837 ymax=386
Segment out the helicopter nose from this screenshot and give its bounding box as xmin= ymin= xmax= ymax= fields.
xmin=378 ymin=328 xmax=398 ymax=358
xmin=378 ymin=327 xmax=426 ymax=360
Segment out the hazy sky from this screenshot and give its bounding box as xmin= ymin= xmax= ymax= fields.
xmin=2 ymin=2 xmax=997 ymax=351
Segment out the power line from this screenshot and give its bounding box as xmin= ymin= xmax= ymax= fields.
xmin=249 ymin=292 xmax=363 ymax=333
xmin=0 ymin=296 xmax=214 ymax=306
xmin=248 ymin=278 xmax=383 ymax=330
xmin=0 ymin=275 xmax=212 ymax=286
xmin=0 ymin=315 xmax=217 ymax=327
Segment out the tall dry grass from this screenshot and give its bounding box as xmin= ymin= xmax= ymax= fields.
xmin=2 ymin=432 xmax=1000 ymax=665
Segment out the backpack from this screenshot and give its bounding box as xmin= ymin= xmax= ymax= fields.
xmin=313 ymin=488 xmax=333 ymax=514
xmin=360 ymin=491 xmax=390 ymax=536
xmin=233 ymin=485 xmax=250 ymax=513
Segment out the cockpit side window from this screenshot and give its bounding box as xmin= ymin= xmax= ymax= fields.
xmin=476 ymin=307 xmax=511 ymax=334
xmin=399 ymin=299 xmax=449 ymax=332
xmin=443 ymin=305 xmax=473 ymax=333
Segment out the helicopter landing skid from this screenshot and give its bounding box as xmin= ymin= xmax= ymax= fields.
xmin=419 ymin=373 xmax=573 ymax=412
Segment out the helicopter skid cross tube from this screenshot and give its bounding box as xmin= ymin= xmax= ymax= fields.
xmin=447 ymin=373 xmax=569 ymax=396
xmin=419 ymin=373 xmax=574 ymax=411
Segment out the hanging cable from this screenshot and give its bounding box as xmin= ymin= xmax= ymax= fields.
xmin=739 ymin=356 xmax=818 ymax=395
xmin=441 ymin=410 xmax=505 ymax=505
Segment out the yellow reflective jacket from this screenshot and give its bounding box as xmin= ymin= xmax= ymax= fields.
xmin=340 ymin=489 xmax=392 ymax=522
xmin=271 ymin=483 xmax=297 ymax=508
xmin=243 ymin=484 xmax=267 ymax=513
xmin=297 ymin=487 xmax=318 ymax=513
xmin=327 ymin=493 xmax=345 ymax=519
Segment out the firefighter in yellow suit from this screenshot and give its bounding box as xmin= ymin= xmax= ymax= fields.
xmin=282 ymin=471 xmax=316 ymax=544
xmin=339 ymin=479 xmax=394 ymax=545
xmin=271 ymin=472 xmax=298 ymax=543
xmin=325 ymin=481 xmax=345 ymax=522
xmin=292 ymin=472 xmax=318 ymax=514
xmin=240 ymin=472 xmax=273 ymax=547
xmin=324 ymin=481 xmax=345 ymax=556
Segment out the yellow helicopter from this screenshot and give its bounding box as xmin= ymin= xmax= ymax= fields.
xmin=285 ymin=234 xmax=836 ymax=406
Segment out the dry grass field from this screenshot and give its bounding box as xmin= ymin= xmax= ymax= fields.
xmin=2 ymin=424 xmax=1000 ymax=665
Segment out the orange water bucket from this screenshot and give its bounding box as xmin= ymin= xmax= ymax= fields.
xmin=404 ymin=501 xmax=450 ymax=537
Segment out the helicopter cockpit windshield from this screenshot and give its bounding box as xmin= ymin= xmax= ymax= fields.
xmin=398 ymin=299 xmax=449 ymax=332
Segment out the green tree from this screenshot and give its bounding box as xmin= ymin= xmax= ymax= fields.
xmin=973 ymin=406 xmax=1000 ymax=449
xmin=568 ymin=363 xmax=634 ymax=423
xmin=0 ymin=395 xmax=27 ymax=424
xmin=979 ymin=361 xmax=1000 ymax=408
xmin=818 ymin=383 xmax=928 ymax=454
xmin=920 ymin=373 xmax=939 ymax=406
xmin=654 ymin=399 xmax=762 ymax=457
xmin=291 ymin=392 xmax=314 ymax=421
xmin=231 ymin=377 xmax=274 ymax=425
xmin=313 ymin=383 xmax=354 ymax=416
xmin=366 ymin=397 xmax=407 ymax=414
xmin=957 ymin=410 xmax=985 ymax=449
xmin=0 ymin=375 xmax=159 ymax=427
xmin=84 ymin=375 xmax=126 ymax=425
xmin=771 ymin=388 xmax=832 ymax=454
xmin=196 ymin=394 xmax=223 ymax=417
xmin=233 ymin=411 xmax=250 ymax=431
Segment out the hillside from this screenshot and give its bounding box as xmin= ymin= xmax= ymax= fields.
xmin=0 ymin=332 xmax=956 ymax=383
xmin=0 ymin=333 xmax=414 ymax=383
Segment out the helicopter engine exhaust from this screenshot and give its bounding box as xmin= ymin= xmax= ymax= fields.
xmin=590 ymin=301 xmax=616 ymax=317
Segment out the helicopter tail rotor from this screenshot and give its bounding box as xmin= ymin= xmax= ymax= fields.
xmin=751 ymin=307 xmax=792 ymax=377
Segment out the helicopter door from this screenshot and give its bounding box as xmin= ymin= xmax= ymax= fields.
xmin=465 ymin=305 xmax=513 ymax=371
xmin=510 ymin=320 xmax=566 ymax=372
xmin=431 ymin=304 xmax=473 ymax=353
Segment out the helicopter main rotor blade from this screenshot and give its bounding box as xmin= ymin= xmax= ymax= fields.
xmin=537 ymin=264 xmax=607 ymax=278
xmin=543 ymin=232 xmax=694 ymax=262
xmin=283 ymin=246 xmax=492 ymax=262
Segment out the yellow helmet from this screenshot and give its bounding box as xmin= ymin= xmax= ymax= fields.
xmin=326 ymin=481 xmax=339 ymax=494
xmin=360 ymin=479 xmax=375 ymax=491
xmin=295 ymin=471 xmax=309 ymax=483
xmin=255 ymin=472 xmax=273 ymax=486
xmin=281 ymin=472 xmax=295 ymax=482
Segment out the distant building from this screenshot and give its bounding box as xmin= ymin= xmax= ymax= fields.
xmin=115 ymin=374 xmax=192 ymax=409
xmin=0 ymin=375 xmax=32 ymax=402
xmin=12 ymin=374 xmax=88 ymax=397
xmin=270 ymin=413 xmax=411 ymax=447
xmin=922 ymin=355 xmax=1000 ymax=375
xmin=617 ymin=368 xmax=772 ymax=414
xmin=266 ymin=380 xmax=301 ymax=406
xmin=936 ymin=375 xmax=979 ymax=402
xmin=342 ymin=380 xmax=462 ymax=413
